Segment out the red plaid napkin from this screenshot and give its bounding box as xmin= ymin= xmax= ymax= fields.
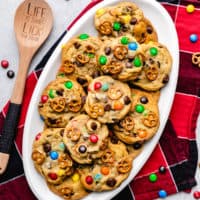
xmin=0 ymin=0 xmax=200 ymax=200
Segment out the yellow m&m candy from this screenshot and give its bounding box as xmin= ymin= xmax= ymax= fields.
xmin=72 ymin=173 xmax=80 ymax=182
xmin=186 ymin=4 xmax=195 ymax=13
xmin=96 ymin=8 xmax=105 ymax=17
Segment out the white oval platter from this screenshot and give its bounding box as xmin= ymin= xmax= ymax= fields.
xmin=23 ymin=0 xmax=179 ymax=200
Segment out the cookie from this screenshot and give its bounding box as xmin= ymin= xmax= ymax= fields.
xmin=113 ymin=89 xmax=159 ymax=144
xmin=63 ymin=114 xmax=109 ymax=164
xmin=31 ymin=128 xmax=74 ymax=185
xmin=97 ymin=34 xmax=144 ymax=81
xmin=85 ymin=76 xmax=132 ymax=123
xmin=113 ymin=88 xmax=160 ymax=144
xmin=48 ymin=170 xmax=89 ymax=200
xmin=130 ymin=42 xmax=172 ymax=91
xmin=79 ymin=138 xmax=133 ymax=191
xmin=57 ymin=34 xmax=103 ymax=87
xmin=95 ymin=2 xmax=158 ymax=43
xmin=38 ymin=78 xmax=86 ymax=127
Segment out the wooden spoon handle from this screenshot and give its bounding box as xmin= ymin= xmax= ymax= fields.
xmin=0 ymin=103 xmax=21 ymax=174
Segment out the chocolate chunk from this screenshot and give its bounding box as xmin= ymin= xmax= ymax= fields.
xmin=74 ymin=42 xmax=81 ymax=49
xmin=47 ymin=118 xmax=57 ymax=124
xmin=130 ymin=17 xmax=137 ymax=25
xmin=77 ymin=77 xmax=88 ymax=85
xmin=140 ymin=96 xmax=148 ymax=104
xmin=128 ymin=55 xmax=134 ymax=62
xmin=104 ymin=47 xmax=112 ymax=55
xmin=81 ymin=96 xmax=86 ymax=105
xmin=110 ymin=135 xmax=119 ymax=144
xmin=56 ymin=89 xmax=64 ymax=96
xmin=162 ymin=75 xmax=169 ymax=84
xmin=104 ymin=104 xmax=111 ymax=111
xmin=92 ymin=70 xmax=101 ymax=78
xmin=75 ymin=60 xmax=84 ymax=67
xmin=91 ymin=122 xmax=97 ymax=130
xmin=124 ymin=96 xmax=131 ymax=105
xmin=133 ymin=142 xmax=142 ymax=150
xmin=106 ymin=178 xmax=117 ymax=187
xmin=60 ymin=129 xmax=64 ymax=136
xmin=43 ymin=143 xmax=51 ymax=153
xmin=146 ymin=25 xmax=153 ymax=34
xmin=149 ymin=58 xmax=154 ymax=64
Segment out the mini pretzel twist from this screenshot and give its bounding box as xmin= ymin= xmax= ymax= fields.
xmin=32 ymin=151 xmax=45 ymax=165
xmin=114 ymin=46 xmax=128 ymax=60
xmin=99 ymin=21 xmax=112 ymax=35
xmin=89 ymin=103 xmax=105 ymax=118
xmin=107 ymin=87 xmax=123 ymax=100
xmin=143 ymin=111 xmax=158 ymax=128
xmin=76 ymin=54 xmax=90 ymax=64
xmin=102 ymin=149 xmax=115 ymax=163
xmin=109 ymin=60 xmax=123 ymax=74
xmin=50 ymin=98 xmax=66 ymax=112
xmin=145 ymin=64 xmax=159 ymax=81
xmin=59 ymin=187 xmax=74 ymax=199
xmin=65 ymin=127 xmax=81 ymax=142
xmin=117 ymin=157 xmax=132 ymax=173
xmin=120 ymin=116 xmax=134 ymax=131
xmin=61 ymin=60 xmax=75 ymax=74
xmin=58 ymin=154 xmax=73 ymax=169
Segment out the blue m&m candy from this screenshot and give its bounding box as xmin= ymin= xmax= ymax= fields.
xmin=50 ymin=151 xmax=59 ymax=160
xmin=158 ymin=190 xmax=167 ymax=198
xmin=190 ymin=34 xmax=198 ymax=43
xmin=128 ymin=42 xmax=138 ymax=50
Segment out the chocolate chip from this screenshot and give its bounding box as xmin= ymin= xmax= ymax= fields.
xmin=106 ymin=178 xmax=117 ymax=187
xmin=91 ymin=122 xmax=97 ymax=130
xmin=92 ymin=70 xmax=101 ymax=78
xmin=157 ymin=61 xmax=161 ymax=68
xmin=43 ymin=143 xmax=51 ymax=153
xmin=162 ymin=75 xmax=169 ymax=84
xmin=110 ymin=135 xmax=119 ymax=144
xmin=81 ymin=96 xmax=86 ymax=105
xmin=56 ymin=89 xmax=64 ymax=96
xmin=146 ymin=25 xmax=153 ymax=34
xmin=75 ymin=60 xmax=84 ymax=67
xmin=140 ymin=96 xmax=148 ymax=104
xmin=130 ymin=17 xmax=137 ymax=25
xmin=133 ymin=142 xmax=142 ymax=150
xmin=47 ymin=118 xmax=57 ymax=124
xmin=121 ymin=24 xmax=129 ymax=32
xmin=78 ymin=145 xmax=87 ymax=153
xmin=74 ymin=42 xmax=81 ymax=49
xmin=128 ymin=55 xmax=134 ymax=62
xmin=77 ymin=77 xmax=88 ymax=85
xmin=60 ymin=129 xmax=64 ymax=136
xmin=125 ymin=62 xmax=133 ymax=68
xmin=104 ymin=47 xmax=112 ymax=55
xmin=124 ymin=96 xmax=131 ymax=105
xmin=104 ymin=104 xmax=111 ymax=111
xmin=149 ymin=58 xmax=154 ymax=64
xmin=7 ymin=70 xmax=15 ymax=78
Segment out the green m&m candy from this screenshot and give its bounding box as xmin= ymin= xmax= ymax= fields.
xmin=150 ymin=47 xmax=158 ymax=56
xmin=48 ymin=89 xmax=55 ymax=99
xmin=99 ymin=55 xmax=107 ymax=65
xmin=121 ymin=36 xmax=129 ymax=45
xmin=113 ymin=22 xmax=121 ymax=31
xmin=64 ymin=81 xmax=73 ymax=89
xmin=133 ymin=57 xmax=142 ymax=67
xmin=135 ymin=104 xmax=144 ymax=113
xmin=149 ymin=173 xmax=157 ymax=182
xmin=79 ymin=33 xmax=89 ymax=40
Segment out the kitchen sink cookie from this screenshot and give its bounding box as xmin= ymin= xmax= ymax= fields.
xmin=31 ymin=128 xmax=74 ymax=185
xmin=48 ymin=170 xmax=89 ymax=200
xmin=94 ymin=2 xmax=158 ymax=43
xmin=79 ymin=138 xmax=133 ymax=191
xmin=113 ymin=89 xmax=160 ymax=144
xmin=63 ymin=114 xmax=109 ymax=164
xmin=38 ymin=78 xmax=86 ymax=127
xmin=97 ymin=34 xmax=144 ymax=81
xmin=57 ymin=34 xmax=103 ymax=87
xmin=130 ymin=42 xmax=172 ymax=91
xmin=85 ymin=76 xmax=132 ymax=123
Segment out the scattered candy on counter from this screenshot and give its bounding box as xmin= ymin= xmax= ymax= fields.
xmin=1 ymin=59 xmax=9 ymax=68
xmin=158 ymin=189 xmax=167 ymax=198
xmin=190 ymin=34 xmax=198 ymax=43
xmin=149 ymin=173 xmax=157 ymax=182
xmin=159 ymin=166 xmax=166 ymax=174
xmin=7 ymin=70 xmax=15 ymax=78
xmin=193 ymin=191 xmax=200 ymax=199
xmin=186 ymin=4 xmax=195 ymax=13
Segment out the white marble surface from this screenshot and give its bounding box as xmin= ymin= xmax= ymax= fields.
xmin=0 ymin=0 xmax=199 ymax=200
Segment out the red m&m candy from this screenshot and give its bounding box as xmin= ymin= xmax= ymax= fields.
xmin=94 ymin=82 xmax=102 ymax=90
xmin=1 ymin=60 xmax=9 ymax=69
xmin=90 ymin=134 xmax=98 ymax=143
xmin=85 ymin=175 xmax=93 ymax=184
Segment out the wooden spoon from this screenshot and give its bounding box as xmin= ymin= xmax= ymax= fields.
xmin=0 ymin=0 xmax=53 ymax=174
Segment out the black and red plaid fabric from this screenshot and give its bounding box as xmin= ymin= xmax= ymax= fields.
xmin=0 ymin=0 xmax=200 ymax=200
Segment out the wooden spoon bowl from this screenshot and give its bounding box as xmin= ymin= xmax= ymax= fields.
xmin=0 ymin=0 xmax=53 ymax=174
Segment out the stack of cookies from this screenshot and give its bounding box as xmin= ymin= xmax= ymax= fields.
xmin=31 ymin=1 xmax=172 ymax=200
